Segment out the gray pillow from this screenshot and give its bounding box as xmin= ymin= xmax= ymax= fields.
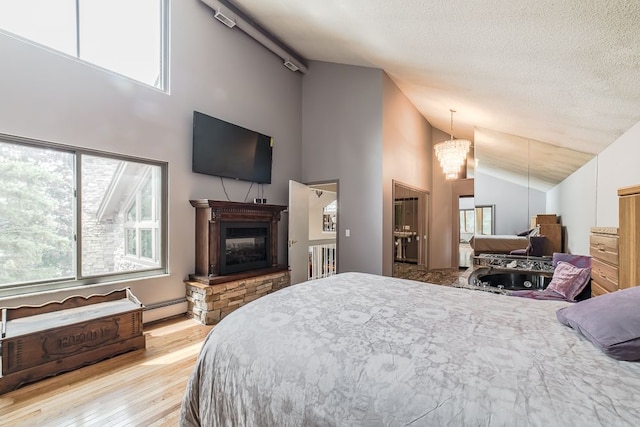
xmin=556 ymin=286 xmax=640 ymax=361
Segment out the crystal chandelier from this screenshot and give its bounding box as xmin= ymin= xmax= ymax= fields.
xmin=434 ymin=109 xmax=471 ymax=180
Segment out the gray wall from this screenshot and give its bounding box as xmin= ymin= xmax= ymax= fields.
xmin=301 ymin=61 xmax=384 ymax=274
xmin=301 ymin=63 xmax=431 ymax=276
xmin=0 ymin=0 xmax=302 ymax=320
xmin=475 ymin=171 xmax=546 ymax=235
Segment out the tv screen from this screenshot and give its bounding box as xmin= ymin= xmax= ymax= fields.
xmin=192 ymin=111 xmax=273 ymax=184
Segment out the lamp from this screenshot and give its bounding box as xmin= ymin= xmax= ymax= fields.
xmin=434 ymin=109 xmax=471 ymax=180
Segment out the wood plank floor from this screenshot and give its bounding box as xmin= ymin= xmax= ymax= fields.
xmin=0 ymin=316 xmax=214 ymax=426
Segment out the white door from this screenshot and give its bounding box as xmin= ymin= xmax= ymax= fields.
xmin=288 ymin=180 xmax=310 ymax=285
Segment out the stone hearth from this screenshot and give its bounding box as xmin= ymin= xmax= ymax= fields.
xmin=186 ymin=270 xmax=290 ymax=325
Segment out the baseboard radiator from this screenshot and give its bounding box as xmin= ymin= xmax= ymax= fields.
xmin=143 ymin=297 xmax=188 ymax=324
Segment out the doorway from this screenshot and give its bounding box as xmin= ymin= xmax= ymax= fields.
xmin=288 ymin=180 xmax=339 ymax=285
xmin=459 ymin=196 xmax=475 ymax=268
xmin=458 ymin=200 xmax=495 ymax=268
xmin=392 ymin=181 xmax=429 ymax=279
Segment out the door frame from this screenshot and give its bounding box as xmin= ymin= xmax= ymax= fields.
xmin=450 ymin=179 xmax=474 ymax=269
xmin=288 ymin=179 xmax=340 ymax=283
xmin=392 ymin=180 xmax=429 ymax=276
xmin=306 ymin=180 xmax=340 ymax=275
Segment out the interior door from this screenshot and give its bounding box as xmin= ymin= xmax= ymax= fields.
xmin=288 ymin=180 xmax=310 ymax=285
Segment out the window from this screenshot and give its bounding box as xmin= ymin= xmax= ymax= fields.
xmin=123 ymin=172 xmax=161 ymax=264
xmin=475 ymin=205 xmax=495 ymax=235
xmin=322 ymin=200 xmax=337 ymax=232
xmin=0 ymin=134 xmax=167 ymax=297
xmin=459 ymin=209 xmax=475 ymax=234
xmin=0 ymin=0 xmax=167 ymax=90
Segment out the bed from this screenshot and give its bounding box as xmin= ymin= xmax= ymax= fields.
xmin=180 ymin=272 xmax=640 ymax=426
xmin=469 ymin=234 xmax=529 ymax=254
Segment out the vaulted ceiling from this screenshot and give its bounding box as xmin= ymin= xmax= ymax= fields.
xmin=218 ymin=1 xmax=640 ymax=183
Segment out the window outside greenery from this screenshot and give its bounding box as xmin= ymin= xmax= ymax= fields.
xmin=0 ymin=135 xmax=167 ymax=295
xmin=0 ymin=143 xmax=75 ymax=284
xmin=0 ymin=0 xmax=167 ymax=90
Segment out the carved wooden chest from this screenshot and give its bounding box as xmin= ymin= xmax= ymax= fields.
xmin=1 ymin=288 xmax=145 ymax=394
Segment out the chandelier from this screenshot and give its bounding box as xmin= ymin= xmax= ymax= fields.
xmin=434 ymin=109 xmax=471 ymax=180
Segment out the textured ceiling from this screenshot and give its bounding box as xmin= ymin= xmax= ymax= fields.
xmin=229 ymin=0 xmax=640 ymax=160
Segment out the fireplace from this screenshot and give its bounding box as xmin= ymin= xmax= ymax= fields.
xmin=220 ymin=222 xmax=270 ymax=275
xmin=189 ymin=200 xmax=287 ymax=283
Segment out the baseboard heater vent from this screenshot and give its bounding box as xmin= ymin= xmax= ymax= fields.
xmin=144 ymin=297 xmax=187 ymax=311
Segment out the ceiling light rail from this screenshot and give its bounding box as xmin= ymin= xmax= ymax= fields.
xmin=201 ymin=0 xmax=308 ymax=73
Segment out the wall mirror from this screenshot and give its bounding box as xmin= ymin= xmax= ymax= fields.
xmin=473 ymin=127 xmax=594 ymax=249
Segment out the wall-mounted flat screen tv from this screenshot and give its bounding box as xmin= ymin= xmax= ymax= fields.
xmin=192 ymin=111 xmax=273 ymax=184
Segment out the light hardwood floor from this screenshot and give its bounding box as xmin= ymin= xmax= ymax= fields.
xmin=0 ymin=316 xmax=213 ymax=426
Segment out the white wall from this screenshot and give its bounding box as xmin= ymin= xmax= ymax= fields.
xmin=549 ymin=120 xmax=640 ymax=254
xmin=547 ymin=158 xmax=597 ymax=255
xmin=0 ymin=0 xmax=302 ymax=320
xmin=596 ymin=120 xmax=640 ymax=225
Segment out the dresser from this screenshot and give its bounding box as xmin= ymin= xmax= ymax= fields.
xmin=530 ymin=214 xmax=562 ymax=256
xmin=618 ymin=184 xmax=640 ymax=289
xmin=589 ymin=227 xmax=619 ymax=297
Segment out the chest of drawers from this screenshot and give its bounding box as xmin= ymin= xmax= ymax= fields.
xmin=589 ymin=227 xmax=619 ymax=297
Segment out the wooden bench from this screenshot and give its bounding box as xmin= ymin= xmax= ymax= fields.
xmin=1 ymin=288 xmax=145 ymax=394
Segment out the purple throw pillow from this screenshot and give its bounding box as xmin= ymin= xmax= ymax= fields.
xmin=547 ymin=261 xmax=591 ymax=301
xmin=552 ymin=252 xmax=592 ymax=269
xmin=557 ymin=286 xmax=640 ymax=361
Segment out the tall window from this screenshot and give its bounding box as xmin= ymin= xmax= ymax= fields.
xmin=123 ymin=171 xmax=161 ymax=264
xmin=459 ymin=209 xmax=475 ymax=234
xmin=0 ymin=134 xmax=167 ymax=296
xmin=475 ymin=205 xmax=495 ymax=235
xmin=0 ymin=0 xmax=167 ymax=90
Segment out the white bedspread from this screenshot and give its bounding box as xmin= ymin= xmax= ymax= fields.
xmin=180 ymin=272 xmax=640 ymax=426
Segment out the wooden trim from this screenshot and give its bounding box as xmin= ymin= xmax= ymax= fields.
xmin=617 ymin=184 xmax=640 ymax=197
xmin=590 ymin=226 xmax=618 ymax=235
xmin=191 ymin=200 xmax=287 ymax=277
xmin=3 ymin=288 xmax=130 ymax=321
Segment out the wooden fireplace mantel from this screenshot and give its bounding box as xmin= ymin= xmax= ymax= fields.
xmin=189 ymin=200 xmax=287 ymax=282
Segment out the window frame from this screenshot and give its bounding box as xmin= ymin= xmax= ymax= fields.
xmin=123 ymin=169 xmax=162 ymax=266
xmin=459 ymin=208 xmax=475 ymax=234
xmin=0 ymin=133 xmax=168 ymax=298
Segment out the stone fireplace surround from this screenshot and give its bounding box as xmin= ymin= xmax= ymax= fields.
xmin=186 ymin=200 xmax=290 ymax=324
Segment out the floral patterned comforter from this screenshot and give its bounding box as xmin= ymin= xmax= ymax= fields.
xmin=180 ymin=272 xmax=640 ymax=426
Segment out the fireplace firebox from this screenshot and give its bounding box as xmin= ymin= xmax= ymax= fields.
xmin=189 ymin=200 xmax=287 ymax=284
xmin=220 ymin=222 xmax=270 ymax=275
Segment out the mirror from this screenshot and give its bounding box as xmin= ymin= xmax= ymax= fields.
xmin=473 ymin=127 xmax=594 ymax=247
